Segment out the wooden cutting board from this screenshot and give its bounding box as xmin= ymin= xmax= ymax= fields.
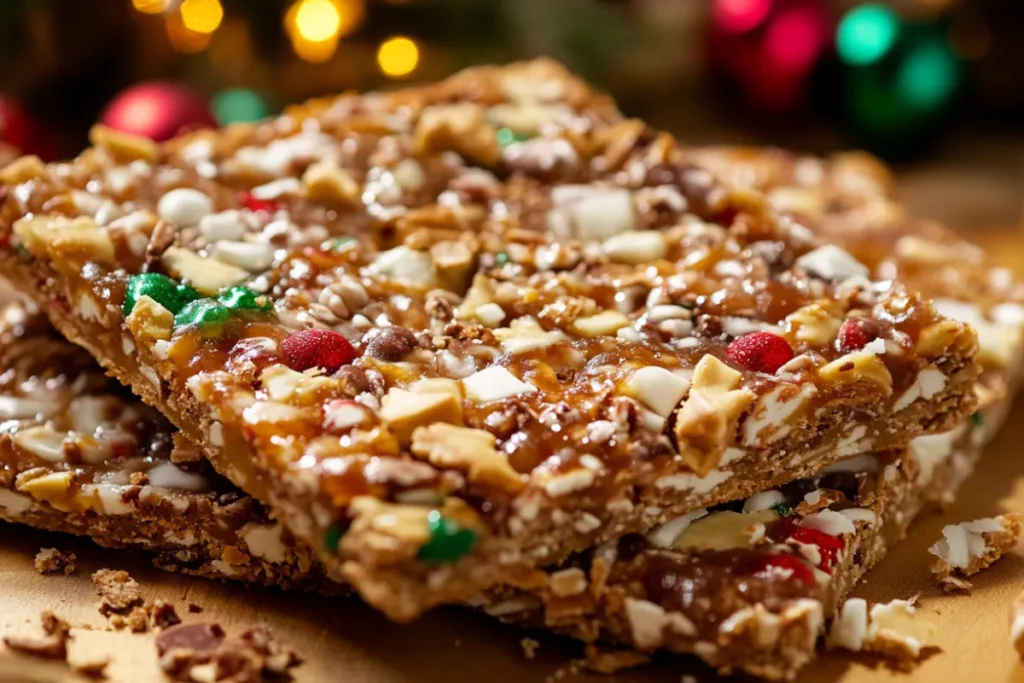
xmin=2 ymin=232 xmax=1024 ymax=683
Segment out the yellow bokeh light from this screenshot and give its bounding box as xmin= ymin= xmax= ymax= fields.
xmin=295 ymin=0 xmax=341 ymax=42
xmin=166 ymin=12 xmax=213 ymax=53
xmin=180 ymin=0 xmax=224 ymax=34
xmin=377 ymin=36 xmax=419 ymax=78
xmin=132 ymin=0 xmax=170 ymax=13
xmin=292 ymin=35 xmax=340 ymax=63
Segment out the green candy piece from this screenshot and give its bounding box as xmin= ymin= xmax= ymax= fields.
xmin=218 ymin=286 xmax=273 ymax=314
xmin=418 ymin=510 xmax=478 ymax=563
xmin=123 ymin=273 xmax=200 ymax=316
xmin=971 ymin=411 xmax=983 ymax=427
xmin=326 ymin=236 xmax=356 ymax=251
xmin=495 ymin=251 xmax=510 ymax=266
xmin=496 ymin=127 xmax=528 ymax=147
xmin=771 ymin=502 xmax=794 ymax=517
xmin=174 ymin=298 xmax=232 ymax=331
xmin=323 ymin=524 xmax=346 ymax=552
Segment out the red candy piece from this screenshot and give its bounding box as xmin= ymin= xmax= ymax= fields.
xmin=725 ymin=332 xmax=794 ymax=374
xmin=787 ymin=525 xmax=845 ymax=573
xmin=239 ymin=191 xmax=280 ymax=214
xmin=282 ymin=329 xmax=357 ymax=373
xmin=836 ymin=318 xmax=877 ymax=353
xmin=750 ymin=553 xmax=815 ymax=586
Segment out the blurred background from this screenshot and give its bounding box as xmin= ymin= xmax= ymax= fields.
xmin=0 ymin=0 xmax=1020 ymax=231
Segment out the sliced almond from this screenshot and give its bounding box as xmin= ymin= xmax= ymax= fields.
xmin=126 ymin=295 xmax=174 ymax=343
xmin=0 ymin=155 xmax=46 ymax=185
xmin=161 ymin=246 xmax=249 ymax=295
xmin=916 ymin=319 xmax=975 ymax=358
xmin=673 ymin=510 xmax=779 ymax=551
xmin=785 ymin=304 xmax=842 ymax=346
xmin=89 ymin=124 xmax=158 ymax=163
xmin=260 ymin=365 xmax=341 ymax=406
xmin=818 ymin=351 xmax=893 ymax=393
xmin=302 ymin=160 xmax=361 ymax=206
xmin=16 ymin=470 xmax=75 ymax=509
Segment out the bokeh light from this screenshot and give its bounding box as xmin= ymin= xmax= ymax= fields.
xmin=132 ymin=0 xmax=170 ymax=14
xmin=286 ymin=0 xmax=364 ymax=63
xmin=295 ymin=0 xmax=342 ymax=42
xmin=377 ymin=36 xmax=420 ymax=78
xmin=897 ymin=39 xmax=959 ymax=107
xmin=714 ymin=0 xmax=772 ymax=34
xmin=180 ymin=0 xmax=223 ymax=34
xmin=765 ymin=7 xmax=827 ymax=70
xmin=166 ymin=12 xmax=213 ymax=53
xmin=213 ymin=89 xmax=271 ymax=125
xmin=837 ymin=4 xmax=899 ymax=66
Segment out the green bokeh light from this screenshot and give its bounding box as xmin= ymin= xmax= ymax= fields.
xmin=212 ymin=88 xmax=270 ymax=126
xmin=896 ymin=40 xmax=959 ymax=108
xmin=837 ymin=4 xmax=899 ymax=66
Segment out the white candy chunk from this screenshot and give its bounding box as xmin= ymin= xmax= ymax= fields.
xmin=743 ymin=489 xmax=786 ymax=513
xmin=323 ymin=400 xmax=367 ymax=431
xmin=602 ymin=231 xmax=667 ymax=265
xmin=210 ymin=240 xmax=276 ymax=272
xmin=828 ymin=598 xmax=868 ymax=651
xmin=541 ymin=469 xmax=595 ymax=497
xmin=241 ymin=523 xmax=287 ymax=564
xmin=250 ymin=177 xmax=302 ymax=200
xmin=796 ymin=245 xmax=869 ymax=280
xmin=623 ymin=367 xmax=690 ymax=417
xmin=647 ymin=509 xmax=708 ymax=549
xmin=893 ymin=366 xmax=947 ymax=412
xmin=462 ymin=365 xmax=537 ymax=402
xmin=12 ymin=426 xmax=66 ymax=462
xmin=147 ymin=462 xmax=209 ymax=492
xmin=741 ymin=383 xmax=813 ymax=446
xmin=368 ymin=246 xmax=437 ymax=288
xmin=909 ymin=428 xmax=959 ymax=485
xmin=474 ymin=303 xmax=506 ymax=328
xmin=494 ymin=317 xmax=567 ymax=354
xmin=0 ymin=396 xmax=51 ymax=420
xmin=199 ymin=210 xmax=247 ymax=242
xmin=655 ymin=468 xmax=733 ymax=494
xmin=801 ymin=509 xmax=856 ymax=536
xmin=157 ymin=188 xmax=214 ymax=227
xmin=235 ymin=132 xmax=334 ymax=176
xmin=929 ymin=517 xmax=1006 ymax=569
xmin=548 ymin=185 xmax=635 ymax=242
xmin=838 ymin=508 xmax=877 ymax=525
xmin=78 ymin=483 xmax=132 ymax=515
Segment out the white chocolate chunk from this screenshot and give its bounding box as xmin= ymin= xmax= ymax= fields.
xmin=250 ymin=177 xmax=302 ymax=200
xmin=828 ymin=598 xmax=868 ymax=651
xmin=241 ymin=523 xmax=287 ymax=564
xmin=623 ymin=367 xmax=691 ymax=417
xmin=368 ymin=246 xmax=437 ymax=288
xmin=147 ymin=462 xmax=209 ymax=492
xmin=647 ymin=509 xmax=708 ymax=549
xmin=602 ymin=231 xmax=667 ymax=264
xmin=548 ymin=185 xmax=636 ymax=242
xmin=157 ymin=188 xmax=214 ymax=227
xmin=0 ymin=396 xmax=51 ymax=420
xmin=494 ymin=317 xmax=567 ymax=354
xmin=743 ymin=490 xmax=786 ymax=513
xmin=209 ymin=240 xmax=276 ymax=272
xmin=893 ymin=366 xmax=947 ymax=412
xmin=572 ymin=310 xmax=629 ymax=337
xmin=462 ymin=366 xmax=536 ymax=402
xmin=199 ymin=210 xmax=247 ymax=242
xmin=162 ymin=247 xmax=249 ymax=296
xmin=12 ymin=426 xmax=66 ymax=462
xmin=796 ymin=245 xmax=869 ymax=280
xmin=800 ymin=509 xmax=856 ymax=536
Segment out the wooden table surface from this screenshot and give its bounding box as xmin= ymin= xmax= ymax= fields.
xmin=2 ymin=234 xmax=1024 ymax=683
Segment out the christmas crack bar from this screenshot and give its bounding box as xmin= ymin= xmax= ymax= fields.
xmin=0 ymin=60 xmax=980 ymax=620
xmin=0 ymin=300 xmax=988 ymax=680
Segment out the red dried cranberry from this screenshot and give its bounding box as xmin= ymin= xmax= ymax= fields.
xmin=281 ymin=329 xmax=357 ymax=373
xmin=836 ymin=318 xmax=878 ymax=353
xmin=725 ymin=332 xmax=794 ymax=374
xmin=239 ymin=191 xmax=280 ymax=214
xmin=787 ymin=526 xmax=845 ymax=572
xmin=750 ymin=553 xmax=815 ymax=586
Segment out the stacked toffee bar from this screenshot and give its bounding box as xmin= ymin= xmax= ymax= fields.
xmin=0 ymin=60 xmax=1018 ymax=679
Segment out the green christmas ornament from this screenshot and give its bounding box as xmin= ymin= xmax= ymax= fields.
xmin=418 ymin=510 xmax=478 ymax=563
xmin=174 ymin=298 xmax=232 ymax=330
xmin=212 ymin=88 xmax=270 ymax=126
xmin=218 ymin=285 xmax=273 ymax=314
xmin=123 ymin=273 xmax=200 ymax=316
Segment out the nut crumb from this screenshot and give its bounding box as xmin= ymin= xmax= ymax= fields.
xmin=34 ymin=547 xmax=76 ymax=575
xmin=157 ymin=623 xmax=301 ymax=682
xmin=520 ymin=637 xmax=540 ymax=660
xmin=929 ymin=513 xmax=1022 ymax=591
xmin=92 ymin=568 xmax=143 ymax=616
xmin=151 ymin=600 xmax=182 ymax=630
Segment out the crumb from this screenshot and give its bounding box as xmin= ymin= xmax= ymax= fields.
xmin=151 ymin=600 xmax=181 ymax=629
xmin=929 ymin=513 xmax=1022 ymax=591
xmin=91 ymin=569 xmax=143 ymax=615
xmin=583 ymin=644 xmax=650 ymax=673
xmin=2 ymin=610 xmax=70 ymax=661
xmin=34 ymin=547 xmax=76 ymax=575
xmin=129 ymin=471 xmax=149 ymax=486
xmin=71 ymin=654 xmax=110 ymax=679
xmin=107 ymin=615 xmax=127 ymax=630
xmin=828 ymin=597 xmax=936 ymax=665
xmin=127 ymin=606 xmax=149 ymax=633
xmin=188 ymin=602 xmax=203 ymax=614
xmin=1011 ymin=590 xmax=1024 ymax=658
xmin=520 ymin=637 xmax=540 ymax=660
xmin=156 ymin=623 xmax=300 ymax=682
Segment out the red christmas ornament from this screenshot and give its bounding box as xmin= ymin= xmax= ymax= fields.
xmin=725 ymin=332 xmax=795 ymax=374
xmin=282 ymin=329 xmax=357 ymax=374
xmin=836 ymin=318 xmax=877 ymax=353
xmin=750 ymin=553 xmax=815 ymax=586
xmin=100 ymin=82 xmax=217 ymax=142
xmin=0 ymin=97 xmax=31 ymax=152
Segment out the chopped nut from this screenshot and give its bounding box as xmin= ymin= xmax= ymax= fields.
xmin=91 ymin=568 xmax=143 ymax=615
xmin=818 ymin=351 xmax=893 ymax=393
xmin=302 ymin=160 xmax=361 ymax=205
xmin=929 ymin=513 xmax=1022 ymax=591
xmin=161 ymin=246 xmax=249 ymax=296
xmin=13 ymin=216 xmax=116 ymax=267
xmin=894 ymin=235 xmax=952 ymax=264
xmin=380 ymin=387 xmax=463 ymax=445
xmin=548 ymin=567 xmax=587 ymax=597
xmin=572 ymin=310 xmax=629 ymax=337
xmin=414 ymin=103 xmax=500 ymax=166
xmin=33 ymin=548 xmax=76 ymax=575
xmin=673 ymin=355 xmax=755 ymax=475
xmin=602 ymin=231 xmax=667 ymax=265
xmin=411 ymin=423 xmax=524 ymax=492
xmin=16 ymin=470 xmax=75 ymax=508
xmin=916 ymin=319 xmax=974 ymax=358
xmin=0 ymin=155 xmax=46 ymax=185
xmin=785 ymin=304 xmax=842 ymax=346
xmin=494 ymin=317 xmax=566 ymax=354
xmin=89 ymin=124 xmax=158 ymax=162
xmin=430 ymin=237 xmax=479 ymax=295
xmin=126 ymin=295 xmax=174 ymax=343
xmin=260 ymin=365 xmax=341 ymax=406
